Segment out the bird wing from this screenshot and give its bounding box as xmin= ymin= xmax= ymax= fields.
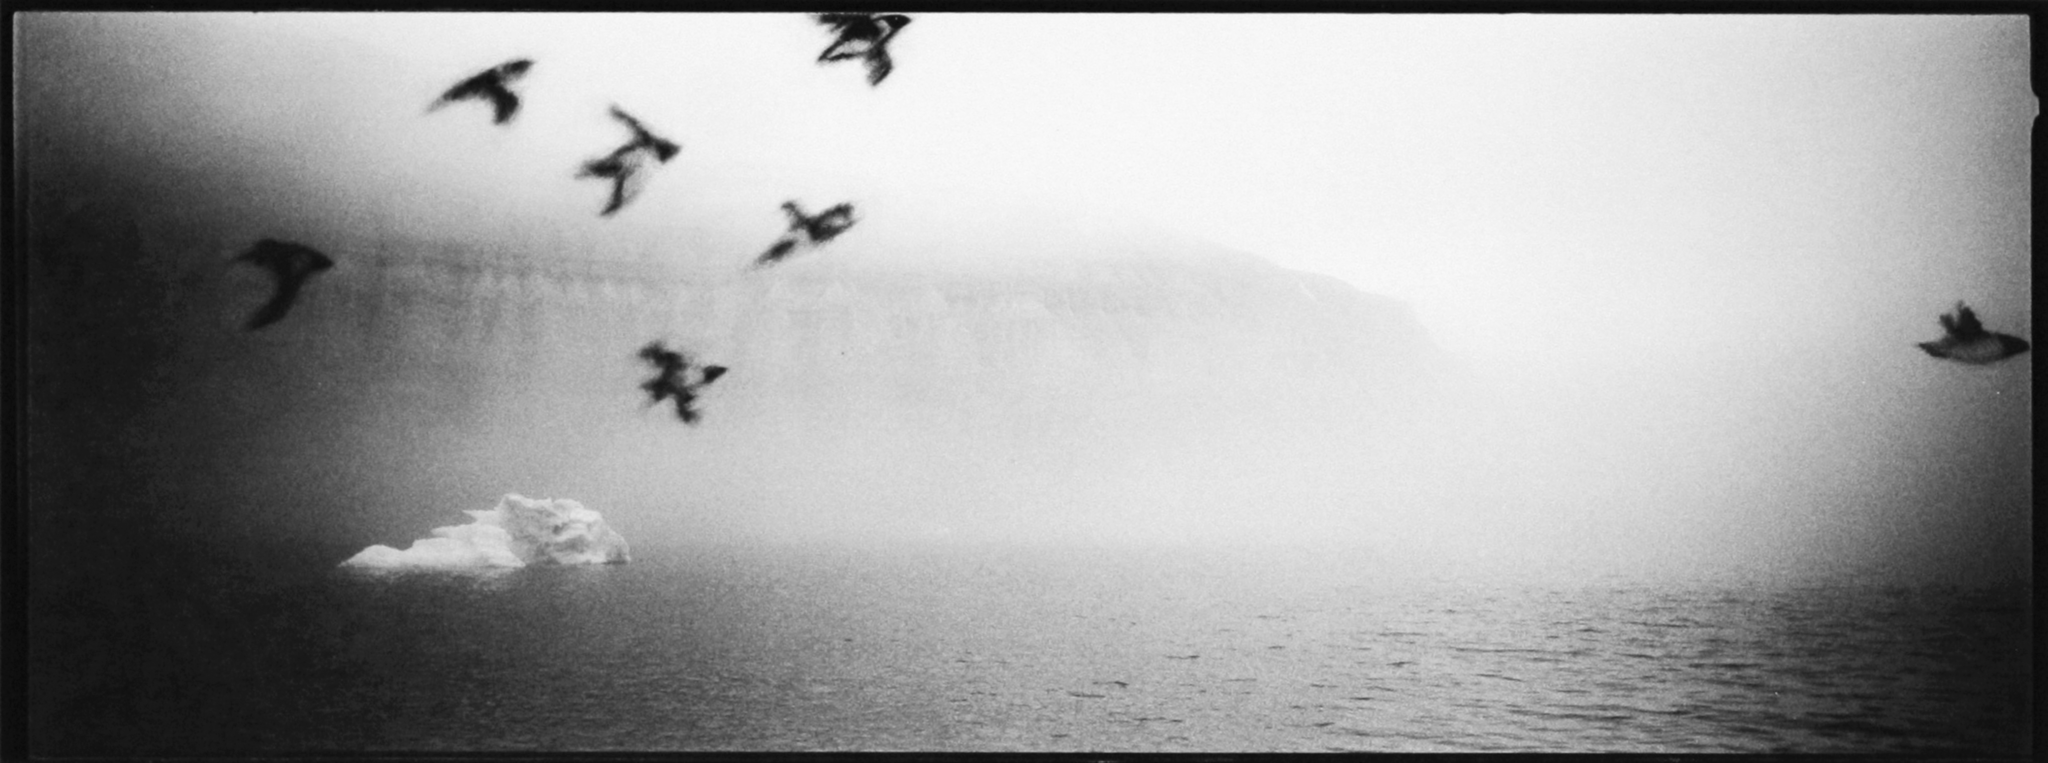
xmin=433 ymin=72 xmax=492 ymax=107
xmin=640 ymin=344 xmax=687 ymax=374
xmin=580 ymin=152 xmax=625 ymax=178
xmin=486 ymin=85 xmax=520 ymax=124
xmin=755 ymin=238 xmax=799 ymax=267
xmin=607 ymin=106 xmax=677 ymax=158
xmin=781 ymin=201 xmax=809 ymax=228
xmin=591 ymin=151 xmax=654 ymax=216
xmin=822 ymin=16 xmax=906 ymax=66
xmin=640 ymin=377 xmax=675 ymax=402
xmin=819 ymin=204 xmax=856 ymax=226
xmin=698 ymin=366 xmax=728 ymax=386
xmin=670 ymin=388 xmax=702 ymax=423
xmin=495 ymin=59 xmax=534 ymax=84
xmin=607 ymin=104 xmax=641 ymax=128
xmin=815 ymin=13 xmax=867 ymax=29
xmin=608 ymin=162 xmax=655 ymax=216
xmin=864 ymin=48 xmax=895 ymax=86
xmin=609 ymin=105 xmax=656 ymax=140
xmin=599 ymin=178 xmax=630 ymax=216
xmin=245 ymin=284 xmax=300 ymax=330
xmin=821 ymin=36 xmax=877 ymax=61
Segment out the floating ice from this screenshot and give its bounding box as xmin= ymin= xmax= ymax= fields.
xmin=341 ymin=494 xmax=631 ymax=569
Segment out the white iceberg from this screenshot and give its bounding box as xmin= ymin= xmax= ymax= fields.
xmin=341 ymin=494 xmax=631 ymax=569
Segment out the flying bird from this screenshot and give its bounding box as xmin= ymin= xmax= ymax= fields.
xmin=578 ymin=106 xmax=681 ymax=216
xmin=754 ymin=201 xmax=858 ymax=268
xmin=233 ymin=239 xmax=334 ymax=330
xmin=816 ymin=13 xmax=911 ymax=86
xmin=1917 ymin=302 xmax=2030 ymax=364
xmin=637 ymin=341 xmax=727 ymax=424
xmin=429 ymin=59 xmax=534 ymax=125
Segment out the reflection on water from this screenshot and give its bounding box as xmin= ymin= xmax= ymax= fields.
xmin=29 ymin=544 xmax=2032 ymax=754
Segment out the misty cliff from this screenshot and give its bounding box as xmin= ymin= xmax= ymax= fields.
xmin=27 ymin=179 xmax=1475 ymax=552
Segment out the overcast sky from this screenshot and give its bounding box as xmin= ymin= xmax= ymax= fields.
xmin=21 ymin=13 xmax=2033 ymax=582
xmin=30 ymin=13 xmax=2030 ymax=371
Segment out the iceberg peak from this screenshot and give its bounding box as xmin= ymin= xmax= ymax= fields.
xmin=341 ymin=494 xmax=630 ymax=569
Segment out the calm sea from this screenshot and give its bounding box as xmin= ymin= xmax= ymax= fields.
xmin=29 ymin=543 xmax=2032 ymax=754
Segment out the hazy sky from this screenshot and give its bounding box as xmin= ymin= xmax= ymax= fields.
xmin=21 ymin=13 xmax=2033 ymax=582
xmin=27 ymin=13 xmax=2030 ymax=369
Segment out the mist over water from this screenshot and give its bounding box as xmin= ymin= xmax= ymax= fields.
xmin=19 ymin=12 xmax=2031 ymax=755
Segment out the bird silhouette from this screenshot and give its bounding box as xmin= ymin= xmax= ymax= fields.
xmin=1917 ymin=302 xmax=2030 ymax=364
xmin=233 ymin=239 xmax=334 ymax=330
xmin=429 ymin=59 xmax=534 ymax=125
xmin=754 ymin=201 xmax=858 ymax=268
xmin=637 ymin=341 xmax=727 ymax=424
xmin=816 ymin=13 xmax=911 ymax=86
xmin=578 ymin=106 xmax=682 ymax=216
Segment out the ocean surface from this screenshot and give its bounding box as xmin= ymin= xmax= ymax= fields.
xmin=30 ymin=543 xmax=2032 ymax=754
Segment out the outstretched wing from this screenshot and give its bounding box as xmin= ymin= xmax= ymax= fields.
xmin=817 ymin=14 xmax=890 ymax=61
xmin=818 ymin=203 xmax=856 ymax=224
xmin=864 ymin=48 xmax=895 ymax=86
xmin=638 ymin=341 xmax=687 ymax=371
xmin=245 ymin=284 xmax=300 ymax=330
xmin=606 ymin=105 xmax=677 ymax=159
xmin=669 ymin=388 xmax=703 ymax=424
xmin=432 ymin=72 xmax=491 ymax=109
xmin=698 ymin=366 xmax=728 ymax=386
xmin=579 ymin=152 xmax=625 ymax=178
xmin=598 ymin=177 xmax=629 ymax=216
xmin=608 ymin=167 xmax=654 ymax=217
xmin=821 ymin=35 xmax=877 ymax=62
xmin=755 ymin=238 xmax=799 ymax=267
xmin=641 ymin=376 xmax=677 ymax=402
xmin=781 ymin=201 xmax=809 ymax=228
xmin=595 ymin=152 xmax=655 ymax=216
xmin=486 ymin=85 xmax=520 ymax=124
xmin=815 ymin=13 xmax=867 ymax=30
xmin=608 ymin=105 xmax=655 ymax=139
xmin=494 ymin=59 xmax=534 ymax=84
xmin=433 ymin=59 xmax=532 ymax=116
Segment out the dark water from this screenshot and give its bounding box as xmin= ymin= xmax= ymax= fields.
xmin=29 ymin=543 xmax=2031 ymax=754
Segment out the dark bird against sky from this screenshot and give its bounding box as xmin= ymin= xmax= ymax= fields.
xmin=429 ymin=58 xmax=534 ymax=125
xmin=754 ymin=201 xmax=858 ymax=268
xmin=578 ymin=106 xmax=682 ymax=216
xmin=816 ymin=13 xmax=911 ymax=86
xmin=1917 ymin=302 xmax=2030 ymax=365
xmin=637 ymin=341 xmax=727 ymax=425
xmin=233 ymin=239 xmax=334 ymax=330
